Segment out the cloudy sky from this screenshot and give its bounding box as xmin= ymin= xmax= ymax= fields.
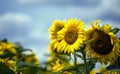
xmin=0 ymin=0 xmax=120 ymax=63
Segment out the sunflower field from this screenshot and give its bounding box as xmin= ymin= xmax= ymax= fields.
xmin=0 ymin=18 xmax=120 ymax=74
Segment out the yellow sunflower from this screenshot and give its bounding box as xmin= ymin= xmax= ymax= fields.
xmin=85 ymin=20 xmax=120 ymax=64
xmin=52 ymin=59 xmax=71 ymax=72
xmin=48 ymin=19 xmax=66 ymax=53
xmin=0 ymin=41 xmax=16 ymax=54
xmin=52 ymin=59 xmax=63 ymax=72
xmin=0 ymin=41 xmax=17 ymax=72
xmin=57 ymin=18 xmax=85 ymax=54
xmin=49 ymin=19 xmax=66 ymax=39
xmin=24 ymin=54 xmax=39 ymax=65
xmin=90 ymin=69 xmax=96 ymax=74
xmin=49 ymin=39 xmax=60 ymax=54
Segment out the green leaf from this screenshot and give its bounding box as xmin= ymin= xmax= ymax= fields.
xmin=0 ymin=62 xmax=15 ymax=74
xmin=0 ymin=51 xmax=16 ymax=59
xmin=15 ymin=42 xmax=33 ymax=53
xmin=19 ymin=66 xmax=48 ymax=74
xmin=75 ymin=54 xmax=83 ymax=59
xmin=17 ymin=61 xmax=34 ymax=68
xmin=56 ymin=55 xmax=70 ymax=63
xmin=20 ymin=66 xmax=41 ymax=74
xmin=87 ymin=61 xmax=96 ymax=71
xmin=86 ymin=57 xmax=99 ymax=61
xmin=63 ymin=64 xmax=84 ymax=73
xmin=111 ymin=27 xmax=120 ymax=34
xmin=51 ymin=71 xmax=63 ymax=74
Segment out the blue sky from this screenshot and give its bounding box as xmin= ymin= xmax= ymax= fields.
xmin=0 ymin=0 xmax=120 ymax=64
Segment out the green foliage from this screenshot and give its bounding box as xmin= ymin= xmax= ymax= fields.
xmin=19 ymin=66 xmax=42 ymax=74
xmin=63 ymin=64 xmax=85 ymax=73
xmin=0 ymin=62 xmax=15 ymax=74
xmin=0 ymin=39 xmax=98 ymax=74
xmin=0 ymin=51 xmax=16 ymax=59
xmin=0 ymin=40 xmax=41 ymax=74
xmin=0 ymin=26 xmax=119 ymax=74
xmin=111 ymin=27 xmax=120 ymax=34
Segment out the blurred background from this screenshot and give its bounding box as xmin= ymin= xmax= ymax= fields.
xmin=0 ymin=0 xmax=120 ymax=65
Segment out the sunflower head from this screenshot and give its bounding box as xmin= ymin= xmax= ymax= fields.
xmin=6 ymin=60 xmax=16 ymax=70
xmin=48 ymin=19 xmax=66 ymax=39
xmin=23 ymin=54 xmax=39 ymax=65
xmin=90 ymin=29 xmax=113 ymax=55
xmin=64 ymin=26 xmax=78 ymax=45
xmin=57 ymin=18 xmax=85 ymax=54
xmin=0 ymin=41 xmax=16 ymax=54
xmin=48 ymin=19 xmax=67 ymax=54
xmin=52 ymin=59 xmax=63 ymax=72
xmin=85 ymin=20 xmax=120 ymax=64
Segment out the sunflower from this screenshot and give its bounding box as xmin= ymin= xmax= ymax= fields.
xmin=52 ymin=59 xmax=71 ymax=72
xmin=0 ymin=41 xmax=17 ymax=71
xmin=57 ymin=18 xmax=85 ymax=54
xmin=85 ymin=20 xmax=120 ymax=64
xmin=90 ymin=69 xmax=96 ymax=74
xmin=6 ymin=60 xmax=16 ymax=71
xmin=49 ymin=39 xmax=61 ymax=54
xmin=48 ymin=19 xmax=66 ymax=53
xmin=24 ymin=54 xmax=39 ymax=65
xmin=0 ymin=41 xmax=16 ymax=54
xmin=52 ymin=59 xmax=63 ymax=72
xmin=49 ymin=19 xmax=66 ymax=39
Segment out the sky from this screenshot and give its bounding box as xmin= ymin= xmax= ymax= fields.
xmin=0 ymin=0 xmax=120 ymax=64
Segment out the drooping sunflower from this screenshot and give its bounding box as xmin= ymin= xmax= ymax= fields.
xmin=57 ymin=18 xmax=85 ymax=54
xmin=85 ymin=20 xmax=120 ymax=64
xmin=48 ymin=19 xmax=66 ymax=53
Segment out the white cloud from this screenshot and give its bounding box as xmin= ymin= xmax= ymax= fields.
xmin=0 ymin=12 xmax=32 ymax=46
xmin=0 ymin=12 xmax=32 ymax=24
xmin=26 ymin=22 xmax=50 ymax=63
xmin=28 ymin=22 xmax=49 ymax=39
xmin=100 ymin=0 xmax=120 ymax=13
xmin=17 ymin=0 xmax=100 ymax=6
xmin=1 ymin=12 xmax=48 ymax=41
xmin=17 ymin=0 xmax=71 ymax=5
xmin=17 ymin=0 xmax=40 ymax=4
xmin=0 ymin=12 xmax=32 ymax=32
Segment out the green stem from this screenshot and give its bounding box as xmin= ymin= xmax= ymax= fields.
xmin=74 ymin=53 xmax=77 ymax=66
xmin=83 ymin=51 xmax=89 ymax=74
xmin=81 ymin=45 xmax=89 ymax=74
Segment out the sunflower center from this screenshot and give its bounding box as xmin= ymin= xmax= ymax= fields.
xmin=96 ymin=39 xmax=103 ymax=47
xmin=68 ymin=32 xmax=73 ymax=38
xmin=64 ymin=29 xmax=78 ymax=44
xmin=58 ymin=26 xmax=63 ymax=31
xmin=90 ymin=29 xmax=113 ymax=55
